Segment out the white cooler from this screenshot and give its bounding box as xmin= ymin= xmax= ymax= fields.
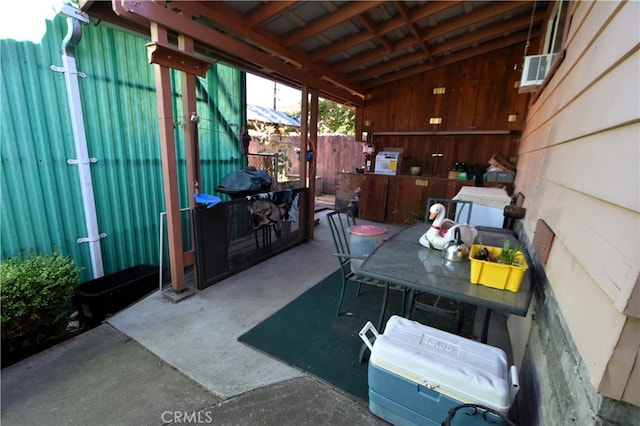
xmin=453 ymin=186 xmax=512 ymax=228
xmin=360 ymin=316 xmax=519 ymax=425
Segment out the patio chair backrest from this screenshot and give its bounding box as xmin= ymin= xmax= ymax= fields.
xmin=326 ymin=210 xmax=352 ymax=264
xmin=426 ymin=198 xmax=473 ymax=224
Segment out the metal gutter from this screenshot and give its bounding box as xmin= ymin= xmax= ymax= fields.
xmin=57 ymin=4 xmax=105 ymax=278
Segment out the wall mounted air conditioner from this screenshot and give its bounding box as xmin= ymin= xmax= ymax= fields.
xmin=519 ymin=53 xmax=559 ymax=93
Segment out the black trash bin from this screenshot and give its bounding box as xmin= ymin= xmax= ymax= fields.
xmin=74 ymin=264 xmax=159 ymax=325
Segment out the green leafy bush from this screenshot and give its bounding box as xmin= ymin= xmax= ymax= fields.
xmin=1 ymin=252 xmax=81 ymax=342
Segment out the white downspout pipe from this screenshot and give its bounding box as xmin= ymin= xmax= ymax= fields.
xmin=58 ymin=6 xmax=105 ymax=278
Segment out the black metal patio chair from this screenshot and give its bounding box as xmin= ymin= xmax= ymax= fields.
xmin=326 ymin=210 xmax=407 ymax=330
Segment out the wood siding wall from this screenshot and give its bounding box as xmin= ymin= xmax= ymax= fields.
xmin=517 ymin=0 xmax=639 ymax=409
xmin=360 ymin=44 xmax=530 ymax=177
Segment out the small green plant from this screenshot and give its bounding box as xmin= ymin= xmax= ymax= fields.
xmin=1 ymin=252 xmax=81 ymax=343
xmin=475 ymin=240 xmax=523 ymax=265
xmin=393 ymin=202 xmax=426 ymax=224
xmin=496 ymin=240 xmax=524 ymax=265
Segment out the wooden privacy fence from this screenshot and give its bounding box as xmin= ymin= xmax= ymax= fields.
xmin=249 ymin=135 xmax=364 ymax=194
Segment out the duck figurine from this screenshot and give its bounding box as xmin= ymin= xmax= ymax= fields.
xmin=419 ymin=203 xmax=477 ymax=250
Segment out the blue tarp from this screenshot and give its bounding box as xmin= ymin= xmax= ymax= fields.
xmin=247 ymin=104 xmax=300 ymax=127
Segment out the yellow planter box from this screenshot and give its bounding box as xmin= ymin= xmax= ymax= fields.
xmin=469 ymin=245 xmax=528 ymax=292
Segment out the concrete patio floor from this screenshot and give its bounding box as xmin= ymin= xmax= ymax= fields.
xmin=1 ymin=203 xmax=513 ymax=426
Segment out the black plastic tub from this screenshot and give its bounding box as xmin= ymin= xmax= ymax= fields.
xmin=74 ymin=264 xmax=159 ymax=325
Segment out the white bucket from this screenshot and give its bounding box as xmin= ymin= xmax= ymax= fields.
xmin=349 ymin=224 xmax=387 ymax=273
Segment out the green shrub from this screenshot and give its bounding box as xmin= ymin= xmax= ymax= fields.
xmin=1 ymin=252 xmax=81 ymax=342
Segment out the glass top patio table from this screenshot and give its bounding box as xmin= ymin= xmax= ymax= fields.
xmin=358 ymin=223 xmax=534 ymax=339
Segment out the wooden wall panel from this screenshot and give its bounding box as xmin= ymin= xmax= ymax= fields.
xmin=372 ymin=133 xmax=517 ymax=177
xmin=363 ymin=44 xmax=528 ymax=176
xmin=358 ymin=174 xmax=389 ymax=222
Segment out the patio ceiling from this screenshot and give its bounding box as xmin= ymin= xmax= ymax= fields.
xmin=82 ymin=1 xmax=548 ymax=106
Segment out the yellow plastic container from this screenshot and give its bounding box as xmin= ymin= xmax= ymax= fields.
xmin=469 ymin=245 xmax=528 ymax=292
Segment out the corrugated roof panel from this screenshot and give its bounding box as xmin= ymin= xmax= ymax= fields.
xmin=247 ymin=104 xmax=301 ymax=127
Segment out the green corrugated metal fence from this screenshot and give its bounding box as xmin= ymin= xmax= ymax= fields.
xmin=1 ymin=14 xmax=245 ymax=283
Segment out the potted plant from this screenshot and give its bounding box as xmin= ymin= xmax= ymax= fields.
xmin=469 ymin=240 xmax=528 ymax=292
xmin=474 ymin=240 xmax=524 ymax=266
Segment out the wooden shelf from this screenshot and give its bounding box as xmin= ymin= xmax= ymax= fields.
xmin=374 ymin=130 xmax=513 ymax=136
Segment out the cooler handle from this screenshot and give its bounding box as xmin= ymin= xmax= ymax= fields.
xmin=359 ymin=321 xmax=379 ymax=351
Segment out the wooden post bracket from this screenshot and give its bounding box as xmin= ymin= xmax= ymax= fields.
xmin=146 ymin=41 xmax=212 ymax=77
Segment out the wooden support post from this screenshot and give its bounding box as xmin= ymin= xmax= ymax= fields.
xmin=308 ymin=88 xmax=319 ymax=239
xmin=300 ymin=86 xmax=310 ymax=238
xmin=150 ymin=23 xmax=186 ymax=292
xmin=179 ymin=32 xmax=199 ymax=289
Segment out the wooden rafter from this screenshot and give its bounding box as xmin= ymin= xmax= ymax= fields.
xmin=84 ymin=1 xmax=546 ymax=107
xmin=244 ymin=1 xmax=297 ymax=29
xmin=360 ymin=31 xmax=532 ymax=89
xmin=116 ymin=0 xmax=364 ymax=103
xmin=394 ymin=1 xmax=435 ymax=65
xmin=358 ymin=13 xmax=393 ymax=54
xmin=332 ymin=1 xmax=534 ymax=75
xmin=281 ymin=1 xmax=384 ymax=47
xmin=309 ymin=1 xmax=461 ymax=63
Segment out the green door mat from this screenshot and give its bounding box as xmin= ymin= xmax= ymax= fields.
xmin=238 ymin=269 xmax=475 ymax=402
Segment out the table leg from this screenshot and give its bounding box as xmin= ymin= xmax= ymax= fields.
xmin=377 ymin=284 xmax=389 ymax=330
xmin=403 ymin=288 xmax=415 ymax=319
xmin=482 ymin=308 xmax=492 ymax=343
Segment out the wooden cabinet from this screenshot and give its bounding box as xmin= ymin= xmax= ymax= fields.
xmin=336 ymin=173 xmax=490 ymax=224
xmin=385 ymin=176 xmax=457 ymax=224
xmin=359 ymin=45 xmax=530 ymax=176
xmin=359 ymin=175 xmax=389 ymax=222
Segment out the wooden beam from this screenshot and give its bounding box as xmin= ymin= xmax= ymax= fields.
xmin=394 ymin=1 xmax=435 ymax=65
xmin=359 ymin=31 xmax=530 ymax=89
xmin=183 ymin=1 xmax=364 ymax=101
xmin=350 ymin=28 xmax=530 ymax=83
xmin=282 ymin=1 xmax=384 ymax=47
xmin=423 ymin=1 xmax=531 ymax=41
xmin=146 ymin=41 xmax=212 ymax=77
xmin=358 ymin=13 xmax=393 ymax=53
xmin=150 ymin=22 xmax=186 ymax=292
xmin=309 ymin=1 xmax=462 ymax=63
xmin=118 ymin=0 xmax=364 ymax=103
xmin=332 ymin=1 xmax=534 ymax=75
xmin=245 ymin=1 xmax=296 ymax=28
xmin=429 ymin=11 xmax=546 ymax=57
